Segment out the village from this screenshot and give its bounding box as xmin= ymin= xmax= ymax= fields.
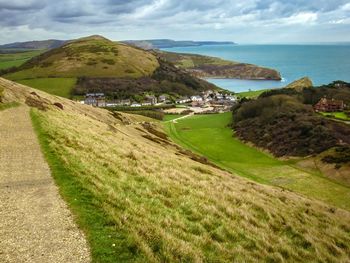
xmin=82 ymin=89 xmax=238 ymax=113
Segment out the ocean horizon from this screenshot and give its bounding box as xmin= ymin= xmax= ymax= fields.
xmin=162 ymin=44 xmax=350 ymax=93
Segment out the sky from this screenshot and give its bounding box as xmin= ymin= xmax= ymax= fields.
xmin=0 ymin=0 xmax=350 ymax=44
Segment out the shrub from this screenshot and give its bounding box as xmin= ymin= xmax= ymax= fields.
xmin=101 ymin=58 xmax=115 ymax=65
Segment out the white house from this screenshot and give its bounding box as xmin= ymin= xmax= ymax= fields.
xmin=191 ymin=96 xmax=203 ymax=102
xmin=175 ymin=97 xmax=191 ymax=104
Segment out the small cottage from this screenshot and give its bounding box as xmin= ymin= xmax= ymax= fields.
xmin=314 ymin=98 xmax=344 ymax=112
xmin=84 ymin=93 xmax=106 ymax=107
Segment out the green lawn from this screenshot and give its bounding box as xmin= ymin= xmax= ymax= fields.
xmin=0 ymin=50 xmax=44 ymax=70
xmin=164 ymin=112 xmax=350 ymax=210
xmin=16 ymin=78 xmax=77 ymax=98
xmin=237 ymin=89 xmax=269 ymax=98
xmin=320 ymin=111 xmax=350 ymax=121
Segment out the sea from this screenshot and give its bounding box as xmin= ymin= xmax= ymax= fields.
xmin=162 ymin=44 xmax=350 ymax=93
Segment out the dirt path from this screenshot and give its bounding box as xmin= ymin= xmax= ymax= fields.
xmin=0 ymin=106 xmax=90 ymax=263
xmin=164 ymin=113 xmax=195 ymax=123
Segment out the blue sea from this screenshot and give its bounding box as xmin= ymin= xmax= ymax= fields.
xmin=162 ymin=44 xmax=350 ymax=93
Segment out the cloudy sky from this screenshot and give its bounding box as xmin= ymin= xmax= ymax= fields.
xmin=1 ymin=0 xmax=350 ymax=44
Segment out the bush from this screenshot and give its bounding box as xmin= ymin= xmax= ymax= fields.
xmin=322 ymin=146 xmax=350 ymax=164
xmin=232 ymin=94 xmax=348 ymax=157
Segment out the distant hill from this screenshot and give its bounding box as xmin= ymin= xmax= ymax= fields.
xmin=3 ymin=35 xmax=217 ymax=98
xmin=123 ymin=39 xmax=236 ymax=49
xmin=0 ymin=39 xmax=66 ymax=50
xmin=157 ymin=51 xmax=282 ymax=80
xmin=4 ymin=35 xmax=159 ymax=79
xmin=285 ymin=77 xmax=313 ymax=91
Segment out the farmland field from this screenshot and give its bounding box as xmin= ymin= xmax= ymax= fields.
xmin=16 ymin=78 xmax=77 ymax=98
xmin=320 ymin=111 xmax=350 ymax=121
xmin=164 ymin=112 xmax=350 ymax=210
xmin=0 ymin=50 xmax=43 ymax=70
xmin=237 ymin=89 xmax=269 ymax=98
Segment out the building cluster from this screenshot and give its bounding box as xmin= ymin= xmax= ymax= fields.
xmin=176 ymin=90 xmax=237 ymax=107
xmin=83 ymin=90 xmax=237 ymax=108
xmin=314 ymin=97 xmax=345 ymax=112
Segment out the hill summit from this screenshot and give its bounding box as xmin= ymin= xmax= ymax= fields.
xmin=5 ymin=35 xmax=160 ymax=79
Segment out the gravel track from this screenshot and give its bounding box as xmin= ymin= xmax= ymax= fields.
xmin=0 ymin=106 xmax=90 ymax=263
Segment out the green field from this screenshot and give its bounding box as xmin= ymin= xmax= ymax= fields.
xmin=320 ymin=111 xmax=350 ymax=121
xmin=0 ymin=50 xmax=43 ymax=70
xmin=164 ymin=112 xmax=350 ymax=210
xmin=16 ymin=78 xmax=77 ymax=98
xmin=163 ymin=114 xmax=186 ymax=121
xmin=237 ymin=89 xmax=270 ymax=98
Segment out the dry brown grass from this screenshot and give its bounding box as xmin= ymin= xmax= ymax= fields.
xmin=2 ymin=77 xmax=350 ymax=262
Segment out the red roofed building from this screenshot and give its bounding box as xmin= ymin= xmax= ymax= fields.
xmin=314 ymin=98 xmax=344 ymax=112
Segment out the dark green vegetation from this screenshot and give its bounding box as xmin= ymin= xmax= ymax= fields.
xmin=17 ymin=78 xmax=77 ymax=98
xmin=233 ymin=81 xmax=350 ymax=160
xmin=158 ymin=51 xmax=281 ymax=80
xmin=74 ymin=57 xmax=217 ymax=99
xmin=30 ymin=109 xmax=140 ymax=263
xmin=122 ymin=110 xmax=164 ymax=120
xmin=164 ymin=112 xmax=350 ymax=210
xmin=0 ymin=50 xmax=43 ymax=70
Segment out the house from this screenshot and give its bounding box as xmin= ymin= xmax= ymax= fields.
xmin=215 ymin=94 xmax=224 ymax=100
xmin=84 ymin=93 xmax=106 ymax=107
xmin=141 ymin=100 xmax=153 ymax=106
xmin=145 ymin=95 xmax=157 ymax=105
xmin=175 ymin=97 xmax=191 ymax=104
xmin=191 ymin=96 xmax=203 ymax=102
xmin=314 ymin=98 xmax=344 ymax=112
xmin=191 ymin=101 xmax=205 ymax=107
xmin=120 ymin=99 xmax=131 ymax=106
xmin=225 ymin=94 xmax=237 ymax=102
xmin=130 ymin=102 xmax=142 ymax=107
xmin=158 ymin=94 xmax=168 ymax=103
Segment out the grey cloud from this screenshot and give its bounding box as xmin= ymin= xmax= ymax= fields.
xmin=0 ymin=0 xmax=349 ymax=43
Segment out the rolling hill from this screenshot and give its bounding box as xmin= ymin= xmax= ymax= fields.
xmin=1 ymin=78 xmax=350 ymax=262
xmin=4 ymin=35 xmax=160 ymax=80
xmin=158 ymin=51 xmax=282 ymax=80
xmin=3 ymin=35 xmax=217 ymax=98
xmin=0 ymin=39 xmax=65 ymax=50
xmin=123 ymin=39 xmax=236 ymax=49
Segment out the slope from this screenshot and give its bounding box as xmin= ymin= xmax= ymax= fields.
xmin=1 ymin=77 xmax=350 ymax=262
xmin=4 ymin=35 xmax=159 ymax=80
xmin=158 ymin=51 xmax=282 ymax=80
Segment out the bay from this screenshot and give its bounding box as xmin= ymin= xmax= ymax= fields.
xmin=162 ymin=44 xmax=350 ymax=92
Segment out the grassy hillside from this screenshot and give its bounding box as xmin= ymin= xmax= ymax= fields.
xmin=5 ymin=35 xmax=159 ymax=80
xmin=164 ymin=112 xmax=350 ymax=210
xmin=0 ymin=50 xmax=43 ymax=70
xmin=3 ymin=36 xmax=217 ymax=98
xmin=2 ymin=78 xmax=350 ymax=262
xmin=0 ymin=39 xmax=65 ymax=50
xmin=158 ymin=51 xmax=282 ymax=80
